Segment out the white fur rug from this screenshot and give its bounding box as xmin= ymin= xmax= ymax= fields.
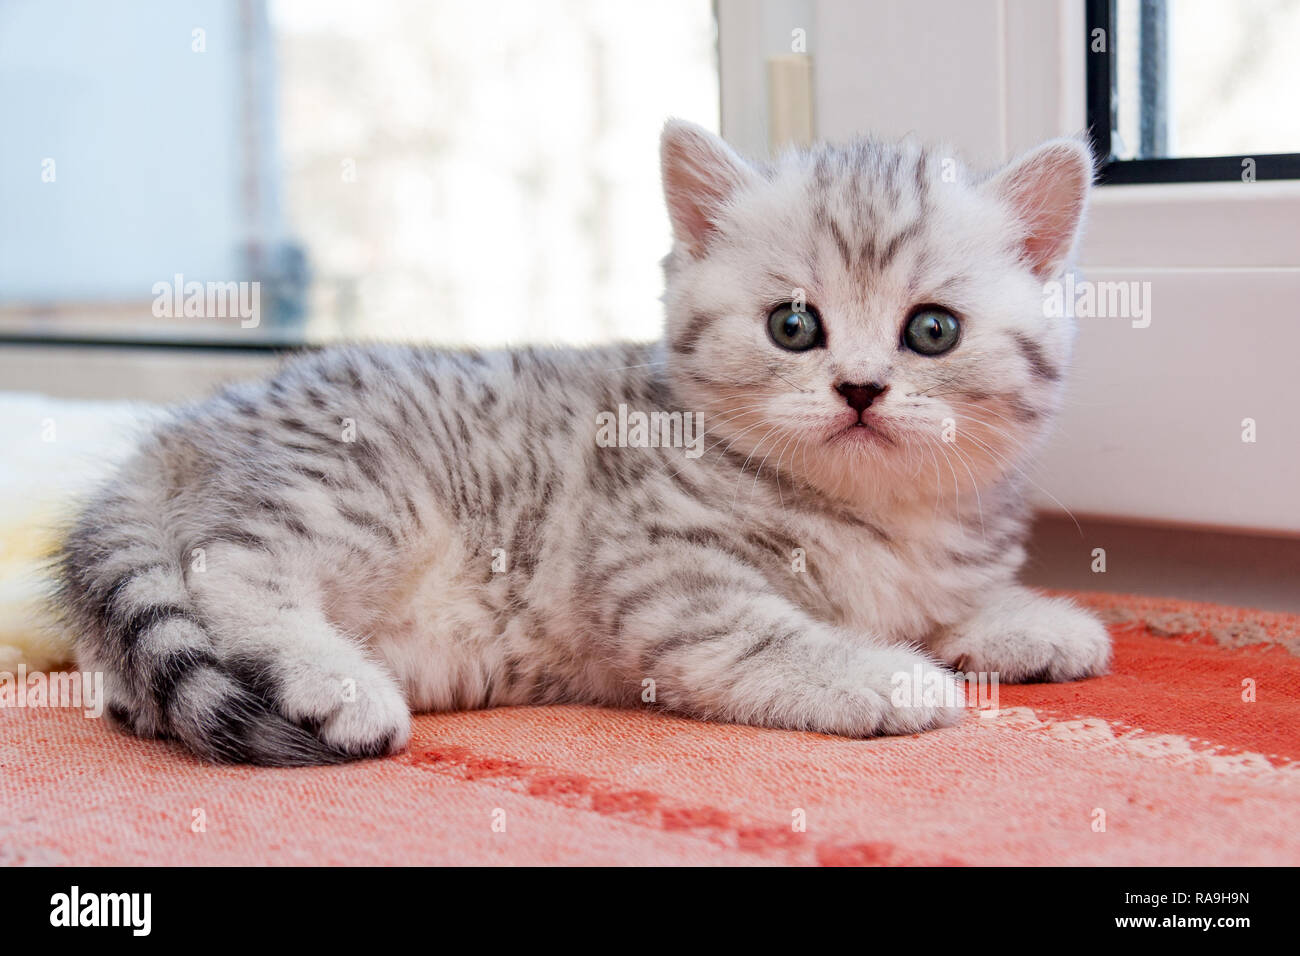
xmin=0 ymin=392 xmax=159 ymax=671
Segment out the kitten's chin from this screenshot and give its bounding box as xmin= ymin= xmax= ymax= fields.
xmin=806 ymin=416 xmax=987 ymax=509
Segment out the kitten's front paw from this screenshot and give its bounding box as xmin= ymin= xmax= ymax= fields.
xmin=847 ymin=646 xmax=967 ymax=736
xmin=930 ymin=589 xmax=1111 ymax=683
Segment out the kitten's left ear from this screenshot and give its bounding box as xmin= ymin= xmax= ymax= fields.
xmin=661 ymin=119 xmax=760 ymax=258
xmin=985 ymin=138 xmax=1093 ymax=279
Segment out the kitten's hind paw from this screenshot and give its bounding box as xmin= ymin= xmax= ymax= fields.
xmin=201 ymin=637 xmax=411 ymax=765
xmin=315 ymin=669 xmax=412 ymax=758
xmin=930 ymin=588 xmax=1112 ymax=683
xmin=269 ymin=656 xmax=411 ymax=760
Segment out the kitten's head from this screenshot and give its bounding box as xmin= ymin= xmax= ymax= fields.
xmin=659 ymin=120 xmax=1092 ymax=508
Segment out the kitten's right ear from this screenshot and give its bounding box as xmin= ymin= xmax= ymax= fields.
xmin=984 ymin=137 xmax=1094 ymax=280
xmin=661 ymin=119 xmax=758 ymax=258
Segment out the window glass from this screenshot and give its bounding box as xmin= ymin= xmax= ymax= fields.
xmin=1113 ymin=0 xmax=1300 ymax=161
xmin=0 ymin=0 xmax=718 ymax=346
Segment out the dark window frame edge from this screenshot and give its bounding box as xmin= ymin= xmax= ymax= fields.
xmin=0 ymin=332 xmax=315 ymax=354
xmin=1085 ymin=0 xmax=1300 ymax=185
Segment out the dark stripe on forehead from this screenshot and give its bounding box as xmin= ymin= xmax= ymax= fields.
xmin=812 ymin=151 xmax=834 ymax=191
xmin=860 ymin=233 xmax=877 ymax=274
xmin=827 ymin=215 xmax=854 ymax=270
xmin=811 ymin=199 xmax=853 ymax=272
xmin=1010 ymin=331 xmax=1061 ymax=382
xmin=882 ymin=151 xmax=904 ymax=207
xmin=873 ymin=220 xmax=923 ymax=272
xmin=914 ymin=148 xmax=932 ymax=201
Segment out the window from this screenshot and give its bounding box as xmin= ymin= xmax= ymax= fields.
xmin=1087 ymin=0 xmax=1300 ymax=183
xmin=0 ymin=0 xmax=718 ymax=349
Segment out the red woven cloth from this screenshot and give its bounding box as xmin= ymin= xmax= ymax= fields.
xmin=3 ymin=592 xmax=1297 ymax=865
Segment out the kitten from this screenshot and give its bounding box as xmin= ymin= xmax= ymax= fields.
xmin=56 ymin=120 xmax=1110 ymax=765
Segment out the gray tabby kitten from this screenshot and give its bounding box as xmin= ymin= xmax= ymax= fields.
xmin=57 ymin=121 xmax=1110 ymax=765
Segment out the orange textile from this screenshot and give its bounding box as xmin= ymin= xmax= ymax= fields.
xmin=2 ymin=591 xmax=1297 ymax=866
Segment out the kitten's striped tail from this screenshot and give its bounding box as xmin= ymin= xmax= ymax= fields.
xmin=55 ymin=489 xmax=351 ymax=766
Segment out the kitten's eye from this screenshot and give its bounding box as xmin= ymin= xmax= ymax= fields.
xmin=903 ymin=307 xmax=961 ymax=356
xmin=767 ymin=304 xmax=823 ymax=352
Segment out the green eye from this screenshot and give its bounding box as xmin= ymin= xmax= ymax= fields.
xmin=903 ymin=307 xmax=961 ymax=356
xmin=767 ymin=303 xmax=823 ymax=352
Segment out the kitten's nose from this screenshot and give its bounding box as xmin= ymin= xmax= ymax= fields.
xmin=835 ymin=381 xmax=888 ymax=413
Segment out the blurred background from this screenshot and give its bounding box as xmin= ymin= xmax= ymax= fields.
xmin=0 ymin=0 xmax=718 ymax=346
xmin=1115 ymin=0 xmax=1300 ymax=160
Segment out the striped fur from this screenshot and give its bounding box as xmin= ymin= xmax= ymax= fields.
xmin=56 ymin=122 xmax=1109 ymax=765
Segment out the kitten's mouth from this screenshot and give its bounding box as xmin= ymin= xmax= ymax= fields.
xmin=828 ymin=417 xmax=895 ymax=447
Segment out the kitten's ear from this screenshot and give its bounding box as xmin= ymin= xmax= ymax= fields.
xmin=985 ymin=138 xmax=1093 ymax=279
xmin=661 ymin=119 xmax=759 ymax=257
